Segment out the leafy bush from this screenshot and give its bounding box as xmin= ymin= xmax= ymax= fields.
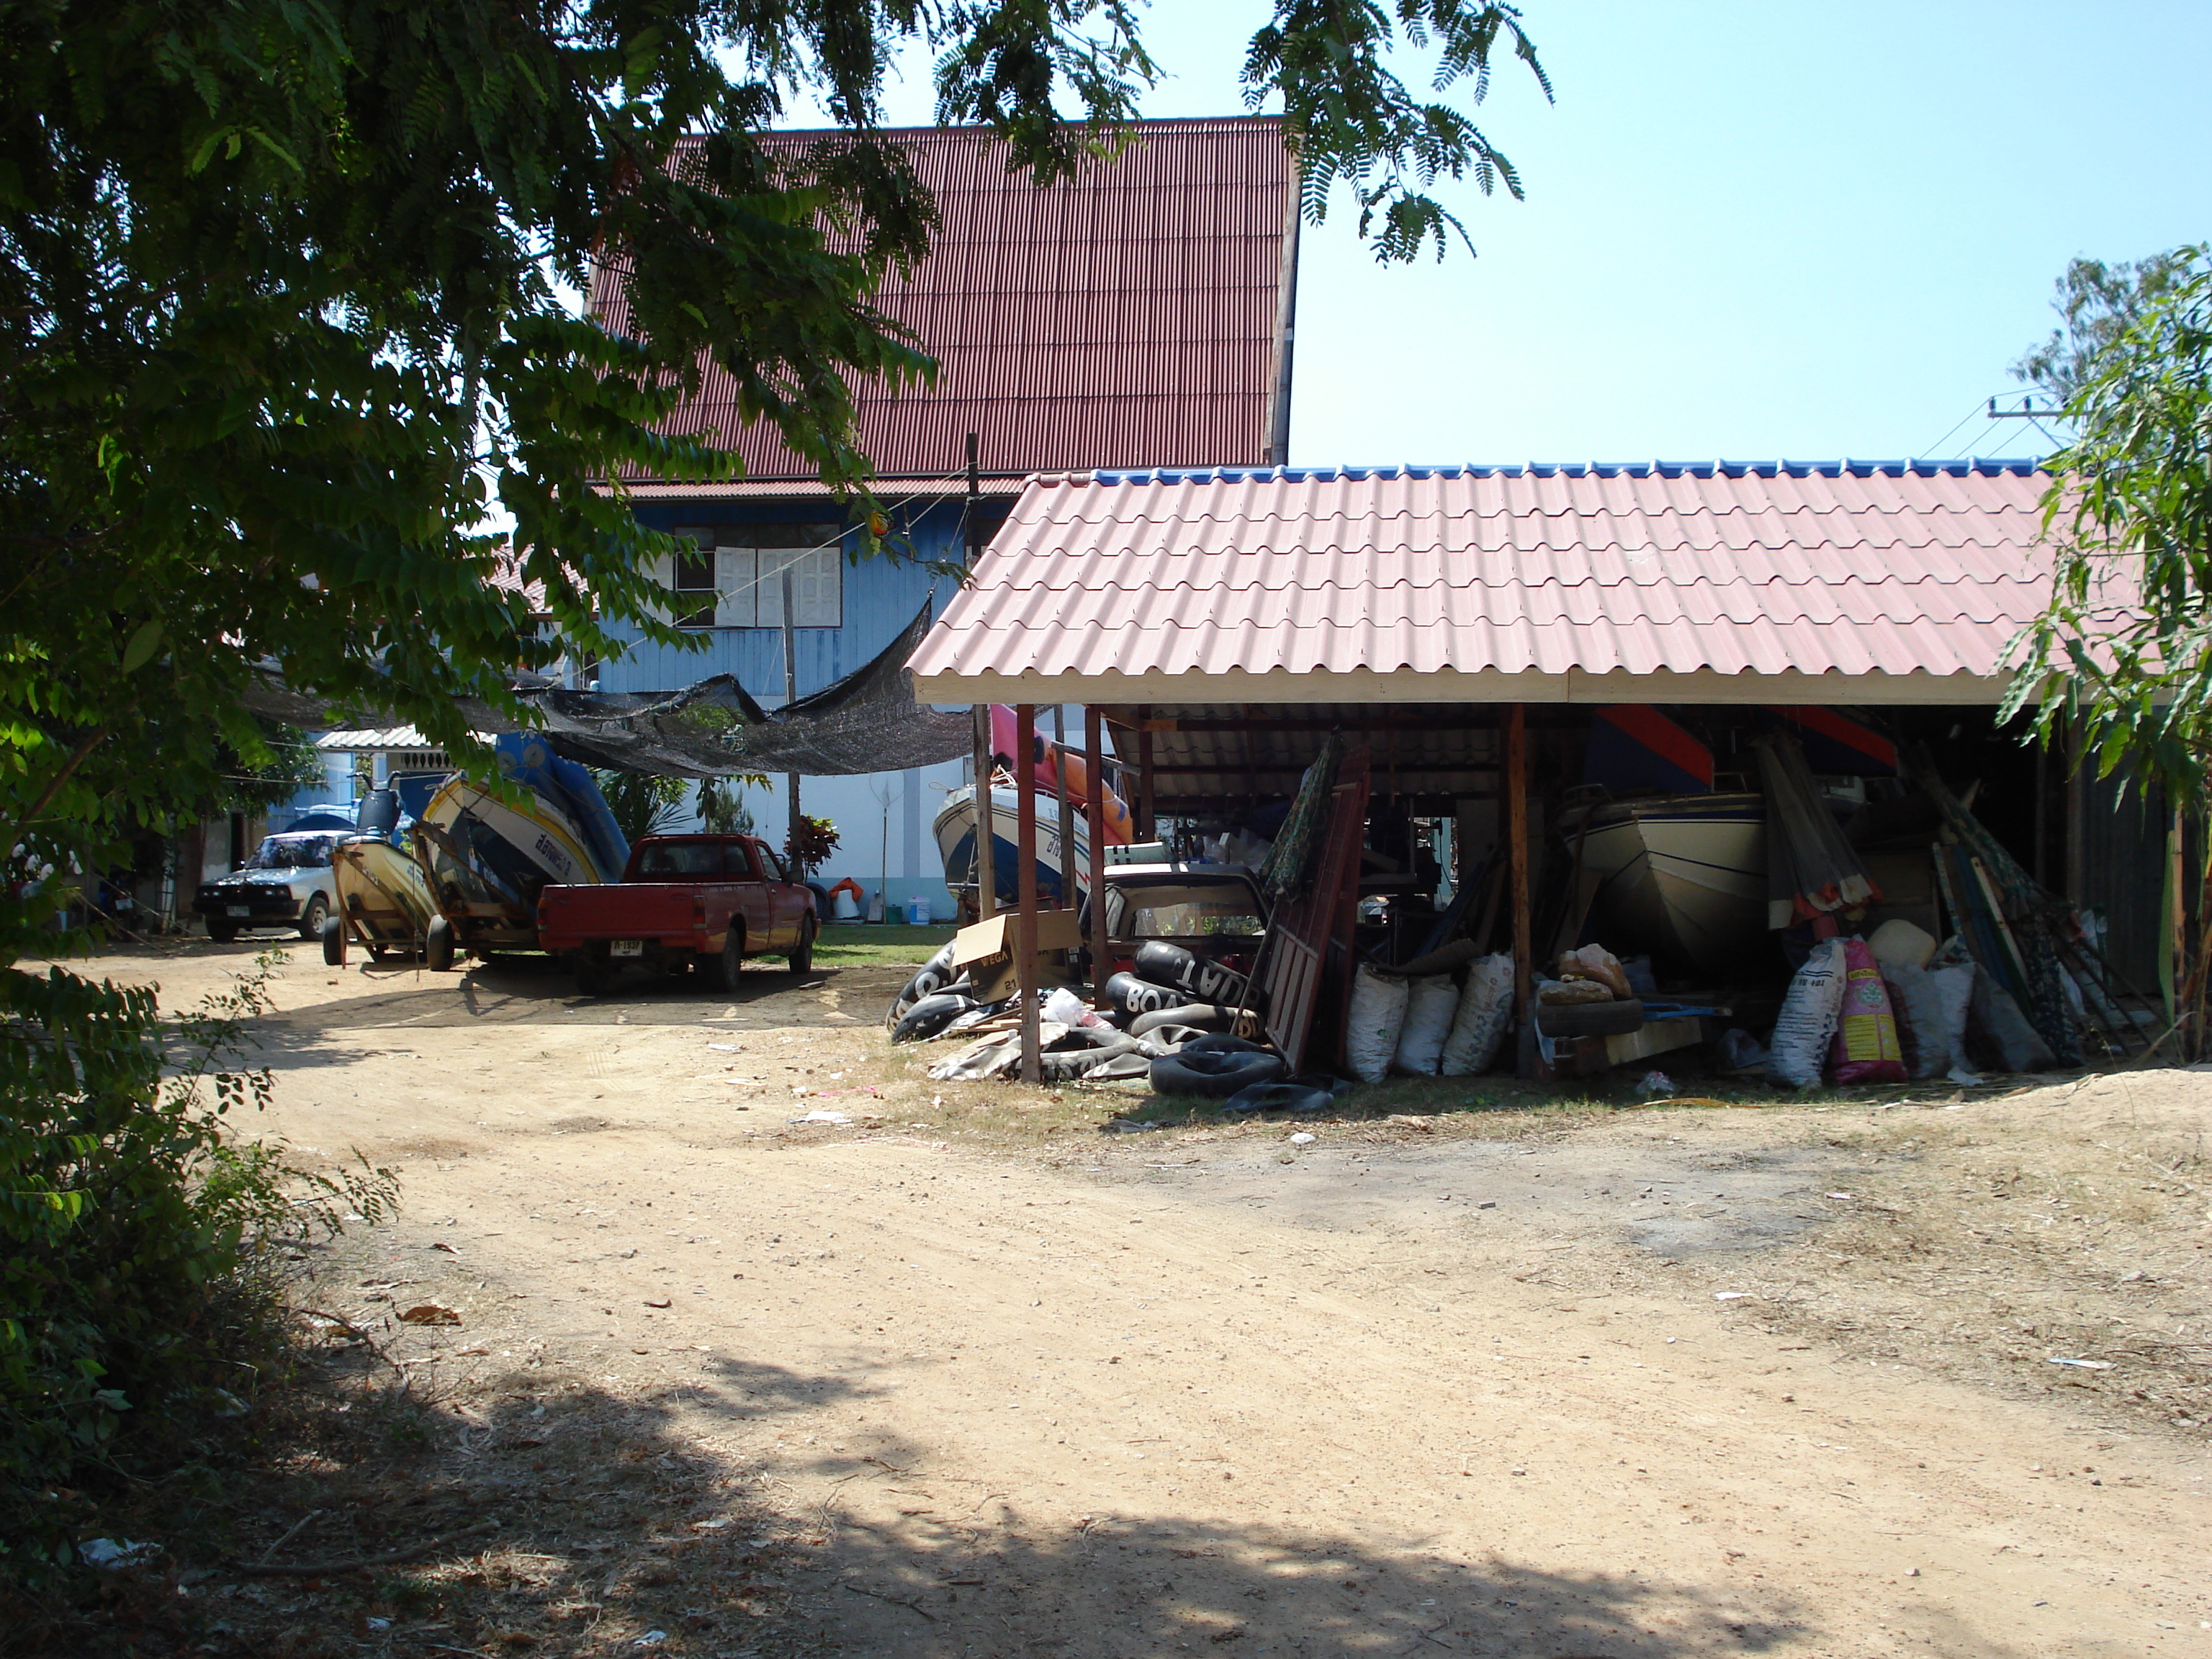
xmin=591 ymin=769 xmax=690 ymax=845
xmin=0 ymin=950 xmax=394 ymax=1583
xmin=786 ymin=814 xmax=840 ymax=879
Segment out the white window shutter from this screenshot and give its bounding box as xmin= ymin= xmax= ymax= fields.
xmin=714 ymin=546 xmax=755 ymax=628
xmin=645 ymin=546 xmax=679 ymax=624
xmin=756 ymin=549 xmax=786 ymax=629
xmin=801 ymin=547 xmax=842 ymax=627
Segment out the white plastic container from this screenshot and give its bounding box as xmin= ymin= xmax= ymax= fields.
xmin=905 ymin=894 xmax=932 ymax=926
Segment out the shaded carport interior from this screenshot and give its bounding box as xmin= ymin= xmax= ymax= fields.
xmin=908 ymin=459 xmax=2159 ymax=1070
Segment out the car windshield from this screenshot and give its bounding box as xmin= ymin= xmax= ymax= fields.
xmin=1106 ymin=881 xmax=1264 ymax=939
xmin=244 ymin=835 xmax=334 ymax=871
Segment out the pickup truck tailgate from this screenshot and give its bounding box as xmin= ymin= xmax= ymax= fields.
xmin=539 ymin=884 xmax=699 ymax=942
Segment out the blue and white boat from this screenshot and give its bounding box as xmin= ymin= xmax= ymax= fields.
xmin=932 ymin=783 xmax=1095 ymax=913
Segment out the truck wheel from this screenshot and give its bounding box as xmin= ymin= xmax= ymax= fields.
xmin=320 ymin=913 xmax=349 ymax=966
xmin=713 ymin=927 xmax=745 ymax=994
xmin=205 ymin=917 xmax=240 ymax=943
xmin=297 ymin=894 xmax=328 ymax=941
xmin=424 ymin=915 xmax=456 ymax=973
xmin=787 ymin=917 xmax=815 ymax=976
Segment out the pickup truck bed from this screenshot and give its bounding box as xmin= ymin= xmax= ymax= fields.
xmin=536 ymin=833 xmax=817 ymax=995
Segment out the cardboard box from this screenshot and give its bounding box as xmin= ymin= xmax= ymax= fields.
xmin=954 ymin=909 xmax=1084 ymax=1002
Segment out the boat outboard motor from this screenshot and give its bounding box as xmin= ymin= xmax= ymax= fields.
xmin=356 ymin=787 xmax=402 ymax=841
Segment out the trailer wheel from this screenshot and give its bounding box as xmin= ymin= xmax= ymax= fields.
xmin=320 ymin=913 xmax=349 ymax=966
xmin=424 ymin=915 xmax=456 ymax=973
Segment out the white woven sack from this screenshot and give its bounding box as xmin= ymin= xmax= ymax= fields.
xmin=1346 ymin=966 xmax=1411 ymax=1084
xmin=1392 ymin=976 xmax=1459 ymax=1075
xmin=1441 ymin=953 xmax=1515 ymax=1076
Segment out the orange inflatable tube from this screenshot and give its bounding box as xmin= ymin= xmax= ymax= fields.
xmin=988 ymin=705 xmax=1133 ymax=845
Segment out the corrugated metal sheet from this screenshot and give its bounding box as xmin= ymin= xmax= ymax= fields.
xmin=1130 ymin=706 xmax=1501 ymax=804
xmin=607 ymin=476 xmax=1028 ymax=500
xmin=317 ymin=727 xmax=440 ymax=751
xmin=907 ymin=459 xmax=2080 ymax=705
xmin=590 ymin=118 xmax=1293 ymax=482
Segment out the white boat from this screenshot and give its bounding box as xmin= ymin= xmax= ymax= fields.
xmin=413 ymin=775 xmax=607 ymax=953
xmin=331 ymin=833 xmax=439 ymax=959
xmin=932 ymin=784 xmax=1095 ymax=912
xmin=1560 ymin=792 xmax=1768 ymax=974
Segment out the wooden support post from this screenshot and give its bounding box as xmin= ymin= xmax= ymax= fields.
xmin=1086 ymin=705 xmax=1109 ymax=1011
xmin=1016 ymin=704 xmax=1042 ymax=1084
xmin=1507 ymin=703 xmax=1532 ymax=1021
xmin=1053 ymin=704 xmax=1075 ymax=911
xmin=1136 ymin=707 xmax=1155 ymax=843
xmin=972 ymin=704 xmax=995 ymax=922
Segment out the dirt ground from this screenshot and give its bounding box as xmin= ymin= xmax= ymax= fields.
xmin=36 ymin=938 xmax=2212 ymax=1658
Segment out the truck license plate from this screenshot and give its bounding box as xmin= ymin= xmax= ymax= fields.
xmin=610 ymin=940 xmax=644 ymax=958
xmin=226 ymin=905 xmax=251 ymax=918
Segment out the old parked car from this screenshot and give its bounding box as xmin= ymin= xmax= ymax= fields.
xmin=536 ymin=833 xmax=817 ymax=996
xmin=1087 ymin=860 xmax=1269 ymax=985
xmin=194 ymin=831 xmax=342 ymax=943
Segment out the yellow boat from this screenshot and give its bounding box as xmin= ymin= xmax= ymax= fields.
xmin=323 ymin=833 xmax=439 ymax=964
xmin=411 ymin=775 xmax=604 ymax=969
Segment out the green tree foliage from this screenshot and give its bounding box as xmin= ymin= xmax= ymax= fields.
xmin=2013 ymin=250 xmax=2193 ymax=405
xmin=591 ymin=769 xmax=690 ymax=845
xmin=0 ymin=0 xmax=1549 ymax=1563
xmin=1 ymin=955 xmax=396 ymax=1578
xmin=213 ymin=724 xmax=332 ymax=818
xmin=695 ymin=778 xmax=761 ymax=836
xmin=2002 ymin=245 xmax=2212 ymax=800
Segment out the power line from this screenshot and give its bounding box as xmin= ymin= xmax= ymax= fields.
xmin=672 ymin=467 xmax=974 ymax=611
xmin=1920 ymin=397 xmax=1999 ymax=460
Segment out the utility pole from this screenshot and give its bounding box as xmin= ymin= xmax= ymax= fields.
xmin=782 ymin=562 xmax=800 ymax=878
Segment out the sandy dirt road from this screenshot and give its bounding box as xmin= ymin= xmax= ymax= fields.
xmin=81 ymin=941 xmax=2212 ymax=1657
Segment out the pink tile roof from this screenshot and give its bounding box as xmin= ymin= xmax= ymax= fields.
xmin=590 ymin=118 xmax=1295 ymax=487
xmin=905 ymin=461 xmax=2070 ymax=705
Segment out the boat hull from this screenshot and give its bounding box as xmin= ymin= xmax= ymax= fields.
xmin=933 ymin=786 xmax=1094 ymax=911
xmin=333 ymin=835 xmax=439 ymax=954
xmin=1568 ymin=793 xmax=1768 ymax=975
xmin=415 ymin=778 xmax=605 ymax=950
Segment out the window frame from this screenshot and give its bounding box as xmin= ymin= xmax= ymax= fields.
xmin=662 ymin=523 xmax=844 ymax=631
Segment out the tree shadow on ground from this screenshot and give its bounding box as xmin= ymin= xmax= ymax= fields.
xmin=4 ymin=1321 xmax=1862 ymax=1659
xmin=806 ymin=1509 xmax=1821 ymax=1658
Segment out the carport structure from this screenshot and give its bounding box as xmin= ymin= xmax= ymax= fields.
xmin=906 ymin=459 xmax=2067 ymax=1079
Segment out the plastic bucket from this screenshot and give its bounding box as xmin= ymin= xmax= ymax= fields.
xmin=832 ymin=891 xmax=860 ymax=921
xmin=905 ymin=894 xmax=932 ymax=926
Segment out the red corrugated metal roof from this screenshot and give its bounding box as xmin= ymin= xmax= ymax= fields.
xmin=590 ymin=118 xmax=1294 ymax=485
xmin=907 ymin=461 xmax=2087 ymax=705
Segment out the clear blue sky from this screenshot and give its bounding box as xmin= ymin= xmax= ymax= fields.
xmin=802 ymin=0 xmax=2211 ymax=469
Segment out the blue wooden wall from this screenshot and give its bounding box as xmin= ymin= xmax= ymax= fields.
xmin=601 ymin=497 xmax=971 ymax=699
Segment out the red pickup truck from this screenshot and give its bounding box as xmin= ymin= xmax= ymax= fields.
xmin=537 ymin=834 xmax=817 ymax=996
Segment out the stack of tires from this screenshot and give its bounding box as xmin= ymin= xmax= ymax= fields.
xmin=1102 ymin=945 xmax=1287 ymax=1100
xmin=884 ymin=941 xmax=979 ymax=1042
xmin=1103 ymin=942 xmax=1264 ymax=1031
